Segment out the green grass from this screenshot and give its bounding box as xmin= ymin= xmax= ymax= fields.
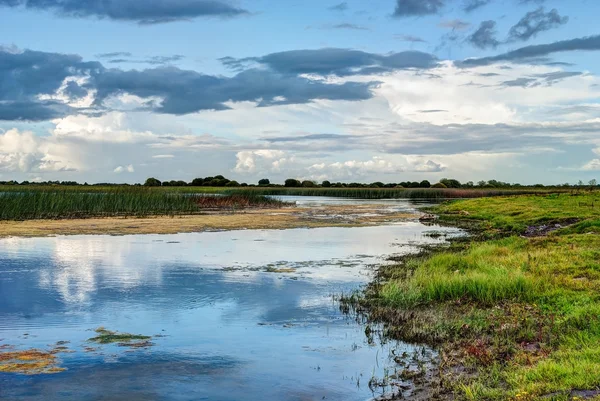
xmin=358 ymin=191 xmax=600 ymax=400
xmin=0 ymin=188 xmax=285 ymax=220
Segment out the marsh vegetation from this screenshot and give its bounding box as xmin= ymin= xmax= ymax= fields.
xmin=344 ymin=192 xmax=600 ymax=400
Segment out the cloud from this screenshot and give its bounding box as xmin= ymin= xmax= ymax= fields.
xmin=114 ymin=164 xmax=135 ymax=173
xmin=234 ymin=150 xmax=290 ymax=174
xmin=93 ymin=67 xmax=376 ymax=114
xmin=393 ymin=0 xmax=445 ymax=18
xmin=438 ymin=19 xmax=470 ymax=31
xmin=222 ymin=48 xmax=438 ymax=76
xmin=105 ymin=54 xmax=185 ymax=65
xmin=0 ymin=0 xmax=249 ymax=24
xmin=96 ymin=52 xmax=133 ymax=58
xmin=468 ymin=20 xmax=500 ymax=49
xmin=461 ymin=35 xmax=600 ymax=67
xmin=395 ymin=35 xmax=427 ymax=43
xmin=328 ymin=2 xmax=348 ymax=11
xmin=580 ymin=159 xmax=600 ymax=171
xmin=262 ymin=133 xmax=354 ymax=143
xmin=322 ymin=23 xmax=370 ymax=31
xmin=308 ymin=157 xmax=445 ymax=180
xmin=508 ymin=8 xmax=568 ymax=42
xmin=0 ymin=48 xmax=101 ymax=120
xmin=0 ymin=47 xmax=377 ymax=120
xmin=463 ymin=0 xmax=492 ymax=13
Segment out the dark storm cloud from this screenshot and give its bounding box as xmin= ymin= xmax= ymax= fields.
xmin=508 ymin=8 xmax=568 ymax=42
xmin=0 ymin=47 xmax=378 ymax=121
xmin=468 ymin=20 xmax=500 ymax=49
xmin=328 ymin=2 xmax=348 ymax=11
xmin=222 ymin=48 xmax=438 ymax=76
xmin=463 ymin=0 xmax=492 ymax=13
xmin=0 ymin=0 xmax=248 ymax=24
xmin=392 ymin=0 xmax=445 ymax=17
xmin=461 ymin=35 xmax=600 ymax=67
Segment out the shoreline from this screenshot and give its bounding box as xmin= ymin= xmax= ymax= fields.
xmin=0 ymin=204 xmax=418 ymax=238
xmin=346 ymin=193 xmax=600 ymax=401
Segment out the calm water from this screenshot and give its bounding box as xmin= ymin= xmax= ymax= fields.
xmin=0 ymin=200 xmax=460 ymax=401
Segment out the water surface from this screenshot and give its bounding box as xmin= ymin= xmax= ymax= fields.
xmin=0 ymin=200 xmax=460 ymax=401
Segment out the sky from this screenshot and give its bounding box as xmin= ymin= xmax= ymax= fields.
xmin=1 ymin=0 xmax=600 ymax=185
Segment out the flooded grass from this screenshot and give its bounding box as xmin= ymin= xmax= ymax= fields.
xmin=89 ymin=327 xmax=153 ymax=346
xmin=345 ymin=191 xmax=600 ymax=400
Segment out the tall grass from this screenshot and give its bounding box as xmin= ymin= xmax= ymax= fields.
xmin=0 ymin=189 xmax=285 ymax=220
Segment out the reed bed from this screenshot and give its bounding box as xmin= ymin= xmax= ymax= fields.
xmin=0 ymin=189 xmax=284 ymax=220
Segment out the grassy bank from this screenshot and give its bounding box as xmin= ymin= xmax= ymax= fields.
xmin=0 ymin=189 xmax=286 ymax=220
xmin=350 ymin=193 xmax=600 ymax=400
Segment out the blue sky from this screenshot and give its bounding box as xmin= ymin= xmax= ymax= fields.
xmin=1 ymin=0 xmax=600 ymax=184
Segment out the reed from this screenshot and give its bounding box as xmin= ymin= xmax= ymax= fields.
xmin=0 ymin=188 xmax=284 ymax=220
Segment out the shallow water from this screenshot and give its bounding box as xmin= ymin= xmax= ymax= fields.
xmin=0 ymin=200 xmax=460 ymax=401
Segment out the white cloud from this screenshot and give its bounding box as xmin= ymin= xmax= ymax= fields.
xmin=581 ymin=159 xmax=600 ymax=171
xmin=114 ymin=165 xmax=135 ymax=173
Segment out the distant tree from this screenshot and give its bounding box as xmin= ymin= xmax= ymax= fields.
xmin=431 ymin=182 xmax=447 ymax=188
xmin=301 ymin=180 xmax=317 ymax=187
xmin=321 ymin=180 xmax=331 ymax=187
xmin=419 ymin=180 xmax=431 ymax=188
xmin=190 ymin=178 xmax=204 ymax=186
xmin=578 ymin=180 xmax=585 ymax=186
xmin=144 ymin=177 xmax=161 ymax=187
xmin=464 ymin=181 xmax=474 ymax=188
xmin=258 ymin=178 xmax=270 ymax=186
xmin=240 ymin=182 xmax=248 ymax=187
xmin=370 ymin=182 xmax=384 ymax=188
xmin=477 ymin=180 xmax=487 ymax=187
xmin=226 ymin=181 xmax=240 ymax=187
xmin=285 ymin=179 xmax=301 ymax=187
xmin=589 ymin=179 xmax=598 ymax=186
xmin=440 ymin=178 xmax=461 ymax=188
xmin=408 ymin=181 xmax=420 ymax=188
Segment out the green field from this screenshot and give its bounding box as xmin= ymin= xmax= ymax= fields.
xmin=352 ymin=192 xmax=600 ymax=400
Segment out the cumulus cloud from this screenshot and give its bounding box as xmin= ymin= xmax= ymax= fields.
xmin=468 ymin=20 xmax=500 ymax=49
xmin=114 ymin=164 xmax=135 ymax=173
xmin=0 ymin=0 xmax=249 ymax=24
xmin=393 ymin=0 xmax=445 ymax=18
xmin=221 ymin=48 xmax=438 ymax=76
xmin=234 ymin=150 xmax=290 ymax=174
xmin=508 ymin=8 xmax=568 ymax=43
xmin=580 ymin=159 xmax=600 ymax=171
xmin=461 ymin=34 xmax=600 ymax=67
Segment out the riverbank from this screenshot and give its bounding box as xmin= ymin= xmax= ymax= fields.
xmin=0 ymin=204 xmax=416 ymax=237
xmin=347 ymin=192 xmax=600 ymax=401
